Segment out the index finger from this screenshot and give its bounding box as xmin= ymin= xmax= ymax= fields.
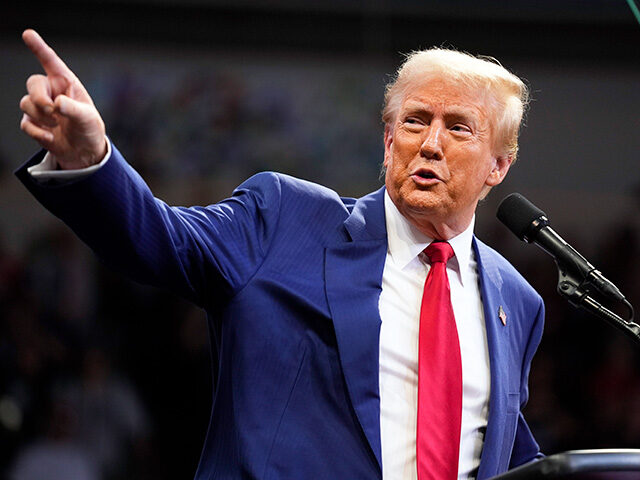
xmin=22 ymin=29 xmax=75 ymax=79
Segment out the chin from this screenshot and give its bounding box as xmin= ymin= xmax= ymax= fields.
xmin=397 ymin=189 xmax=446 ymax=217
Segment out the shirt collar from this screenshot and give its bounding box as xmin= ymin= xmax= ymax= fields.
xmin=384 ymin=190 xmax=475 ymax=286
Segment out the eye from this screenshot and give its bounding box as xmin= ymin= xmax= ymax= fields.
xmin=403 ymin=117 xmax=424 ymax=128
xmin=450 ymin=124 xmax=471 ymax=134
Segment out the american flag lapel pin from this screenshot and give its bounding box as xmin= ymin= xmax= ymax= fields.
xmin=498 ymin=306 xmax=507 ymax=326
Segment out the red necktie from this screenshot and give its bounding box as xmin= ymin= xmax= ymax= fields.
xmin=416 ymin=241 xmax=462 ymax=480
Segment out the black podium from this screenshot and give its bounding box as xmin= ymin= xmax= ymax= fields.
xmin=489 ymin=450 xmax=640 ymax=479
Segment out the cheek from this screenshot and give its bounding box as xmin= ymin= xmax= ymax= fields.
xmin=394 ymin=130 xmax=421 ymax=156
xmin=458 ymin=162 xmax=495 ymax=196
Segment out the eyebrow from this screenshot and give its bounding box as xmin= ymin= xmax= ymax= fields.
xmin=402 ymin=101 xmax=481 ymax=124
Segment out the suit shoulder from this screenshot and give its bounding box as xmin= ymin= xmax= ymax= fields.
xmin=237 ymin=171 xmax=353 ymax=211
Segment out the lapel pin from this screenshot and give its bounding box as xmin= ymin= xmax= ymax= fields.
xmin=498 ymin=306 xmax=507 ymax=326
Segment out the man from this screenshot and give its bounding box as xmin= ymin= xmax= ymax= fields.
xmin=17 ymin=29 xmax=544 ymax=479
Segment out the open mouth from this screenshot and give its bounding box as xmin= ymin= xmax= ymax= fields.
xmin=416 ymin=171 xmax=436 ymax=179
xmin=412 ymin=169 xmax=439 ymax=181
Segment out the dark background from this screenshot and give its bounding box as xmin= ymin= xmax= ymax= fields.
xmin=1 ymin=1 xmax=640 ymax=478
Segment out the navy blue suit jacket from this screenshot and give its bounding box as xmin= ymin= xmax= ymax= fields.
xmin=17 ymin=144 xmax=544 ymax=479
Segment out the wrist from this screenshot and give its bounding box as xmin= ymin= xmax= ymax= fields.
xmin=53 ymin=136 xmax=109 ymax=170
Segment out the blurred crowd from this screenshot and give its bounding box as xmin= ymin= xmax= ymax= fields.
xmin=93 ymin=60 xmax=385 ymax=196
xmin=2 ymin=64 xmax=640 ymax=478
xmin=0 ymin=224 xmax=212 ymax=479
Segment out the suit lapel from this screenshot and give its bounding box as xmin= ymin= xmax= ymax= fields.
xmin=324 ymin=187 xmax=387 ymax=471
xmin=474 ymin=238 xmax=513 ymax=479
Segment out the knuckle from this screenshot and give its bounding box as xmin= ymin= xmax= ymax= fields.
xmin=26 ymin=74 xmax=41 ymax=88
xmin=21 ymin=119 xmax=33 ymax=135
xmin=19 ymin=95 xmax=30 ymax=110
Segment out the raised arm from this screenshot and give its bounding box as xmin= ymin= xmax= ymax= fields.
xmin=20 ymin=29 xmax=107 ymax=170
xmin=17 ymin=30 xmax=282 ymax=308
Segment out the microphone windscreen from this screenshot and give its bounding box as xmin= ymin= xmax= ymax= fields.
xmin=496 ymin=193 xmax=547 ymax=241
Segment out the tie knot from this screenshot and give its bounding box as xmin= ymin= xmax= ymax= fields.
xmin=424 ymin=241 xmax=454 ymax=264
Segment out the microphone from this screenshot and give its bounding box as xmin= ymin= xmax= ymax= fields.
xmin=496 ymin=193 xmax=625 ymax=303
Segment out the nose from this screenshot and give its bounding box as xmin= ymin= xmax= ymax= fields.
xmin=420 ymin=122 xmax=444 ymax=160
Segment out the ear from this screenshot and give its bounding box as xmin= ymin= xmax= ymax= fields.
xmin=485 ymin=153 xmax=513 ymax=188
xmin=383 ymin=124 xmax=394 ymax=168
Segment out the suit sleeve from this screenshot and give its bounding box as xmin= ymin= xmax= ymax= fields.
xmin=509 ymin=296 xmax=546 ymax=468
xmin=15 ymin=143 xmax=282 ymax=308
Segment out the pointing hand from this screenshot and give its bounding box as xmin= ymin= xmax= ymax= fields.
xmin=20 ymin=29 xmax=107 ymax=169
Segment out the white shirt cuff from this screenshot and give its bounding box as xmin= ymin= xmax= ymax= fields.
xmin=27 ymin=138 xmax=112 ymax=180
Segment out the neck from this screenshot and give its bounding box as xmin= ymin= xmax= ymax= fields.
xmin=403 ymin=210 xmax=473 ymax=241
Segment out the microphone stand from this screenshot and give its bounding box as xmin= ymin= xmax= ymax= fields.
xmin=555 ymin=263 xmax=640 ymax=347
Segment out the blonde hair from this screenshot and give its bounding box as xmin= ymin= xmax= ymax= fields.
xmin=382 ymin=48 xmax=529 ymax=161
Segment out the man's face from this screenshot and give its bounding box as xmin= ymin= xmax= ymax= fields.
xmin=384 ymin=76 xmax=512 ymax=239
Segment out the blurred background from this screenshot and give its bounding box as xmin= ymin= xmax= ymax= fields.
xmin=1 ymin=0 xmax=640 ymax=478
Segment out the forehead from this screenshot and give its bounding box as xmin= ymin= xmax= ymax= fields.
xmin=400 ymin=76 xmax=492 ymax=121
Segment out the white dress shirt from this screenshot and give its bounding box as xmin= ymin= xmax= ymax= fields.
xmin=29 ymin=145 xmax=490 ymax=478
xmin=379 ymin=191 xmax=491 ymax=480
xmin=27 ymin=141 xmax=111 ymax=180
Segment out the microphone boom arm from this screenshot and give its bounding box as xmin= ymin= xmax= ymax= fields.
xmin=531 ymin=219 xmax=628 ymax=305
xmin=556 ymin=265 xmax=640 ymax=347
